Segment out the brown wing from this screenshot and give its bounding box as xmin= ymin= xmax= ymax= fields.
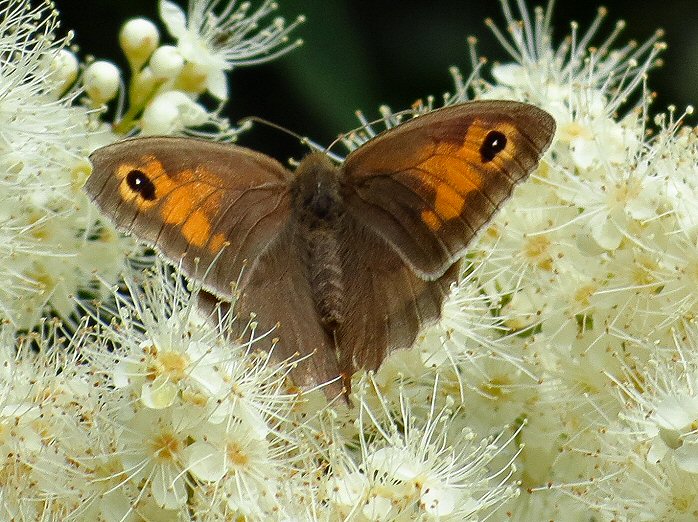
xmin=86 ymin=137 xmax=292 ymax=297
xmin=336 ymin=215 xmax=458 ymax=377
xmin=341 ymin=100 xmax=556 ymax=279
xmin=233 ymin=226 xmax=344 ymax=397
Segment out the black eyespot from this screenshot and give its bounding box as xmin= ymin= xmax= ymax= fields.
xmin=125 ymin=169 xmax=156 ymax=201
xmin=480 ymin=130 xmax=507 ymax=163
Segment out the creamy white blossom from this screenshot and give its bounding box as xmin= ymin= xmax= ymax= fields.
xmin=3 ymin=0 xmax=698 ymax=519
xmin=319 ymin=380 xmax=521 ymax=521
xmin=22 ymin=260 xmax=299 ymax=519
xmin=159 ymin=0 xmax=304 ymax=99
xmin=0 ymin=0 xmax=128 ymax=329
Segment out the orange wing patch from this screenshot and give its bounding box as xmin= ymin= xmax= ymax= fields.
xmin=160 ymin=179 xmax=220 ymax=226
xmin=420 ymin=209 xmax=441 ymax=232
xmin=160 ymin=166 xmax=227 ymax=248
xmin=115 ymin=157 xmax=226 ymax=250
xmin=413 ymin=120 xmax=519 ymax=231
xmin=161 ymin=183 xmax=195 ymax=223
xmin=181 ymin=209 xmax=211 ymax=248
xmin=208 ymin=232 xmax=228 ymax=254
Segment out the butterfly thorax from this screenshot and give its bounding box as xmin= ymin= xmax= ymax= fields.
xmin=291 ymin=153 xmax=346 ymax=331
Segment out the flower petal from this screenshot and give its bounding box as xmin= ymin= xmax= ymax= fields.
xmin=206 ymin=68 xmax=228 ymax=100
xmin=185 ymin=441 xmax=226 ymax=482
xmin=159 ymin=0 xmax=187 ymax=38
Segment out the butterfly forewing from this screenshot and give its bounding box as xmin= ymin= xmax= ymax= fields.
xmin=341 ymin=100 xmax=556 ymax=279
xmin=87 ymin=137 xmax=293 ymax=297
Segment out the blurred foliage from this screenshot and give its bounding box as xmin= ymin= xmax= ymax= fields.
xmin=58 ymin=0 xmax=697 ymax=159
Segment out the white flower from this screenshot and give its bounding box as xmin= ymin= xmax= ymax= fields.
xmin=184 ymin=421 xmax=282 ymax=515
xmin=0 ymin=0 xmax=128 ymax=329
xmin=380 ymin=1 xmax=690 ymax=517
xmin=48 ymin=48 xmax=79 ymax=96
xmin=159 ymin=0 xmax=303 ymax=99
xmin=141 ymin=89 xmax=209 ymax=134
xmin=119 ymin=409 xmax=192 ymax=508
xmin=0 ymin=322 xmax=111 ymax=519
xmin=323 ymin=383 xmax=520 ymax=520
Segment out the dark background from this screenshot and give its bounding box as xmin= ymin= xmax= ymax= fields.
xmin=56 ymin=0 xmax=697 ymax=160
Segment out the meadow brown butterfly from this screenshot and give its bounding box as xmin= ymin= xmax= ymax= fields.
xmin=86 ymin=100 xmax=555 ymax=398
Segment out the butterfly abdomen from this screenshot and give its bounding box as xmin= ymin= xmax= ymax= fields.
xmin=292 ymin=152 xmax=347 ymax=331
xmin=304 ymin=227 xmax=345 ymax=329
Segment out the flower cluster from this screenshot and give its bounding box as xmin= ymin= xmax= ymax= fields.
xmin=80 ymin=262 xmax=302 ymax=518
xmin=321 ymin=380 xmax=522 ymax=520
xmin=0 ymin=260 xmax=305 ymax=519
xmin=361 ymin=3 xmax=697 ymax=520
xmin=465 ymin=8 xmax=698 ymax=519
xmin=0 ymin=0 xmax=128 ymax=328
xmin=1 ymin=0 xmax=697 ymax=520
xmin=96 ymin=0 xmax=304 ymax=136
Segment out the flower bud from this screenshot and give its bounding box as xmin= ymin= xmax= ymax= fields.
xmin=83 ymin=61 xmax=120 ymax=105
xmin=149 ymin=45 xmax=184 ymax=80
xmin=49 ymin=49 xmax=78 ymax=94
xmin=119 ymin=17 xmax=159 ymax=70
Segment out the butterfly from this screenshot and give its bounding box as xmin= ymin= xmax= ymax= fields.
xmin=86 ymin=100 xmax=555 ymax=398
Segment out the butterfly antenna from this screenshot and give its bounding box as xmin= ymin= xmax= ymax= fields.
xmin=239 ymin=116 xmax=347 ymax=164
xmin=325 ymin=107 xmax=419 ymax=158
xmin=237 ymin=117 xmax=321 ymax=152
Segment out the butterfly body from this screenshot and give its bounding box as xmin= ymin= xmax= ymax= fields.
xmin=86 ymin=100 xmax=556 ymax=398
xmin=291 ymin=152 xmax=347 ymax=331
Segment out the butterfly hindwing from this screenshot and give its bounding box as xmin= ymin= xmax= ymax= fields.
xmin=234 ymin=225 xmax=344 ymax=396
xmin=336 ymin=215 xmax=458 ymax=375
xmin=87 ymin=137 xmax=293 ymax=297
xmin=341 ymin=100 xmax=556 ymax=279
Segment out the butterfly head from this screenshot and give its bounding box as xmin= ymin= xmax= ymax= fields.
xmin=292 ymin=152 xmax=343 ymax=222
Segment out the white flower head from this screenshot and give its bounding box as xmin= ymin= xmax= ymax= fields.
xmin=475 ymin=3 xmax=664 ymax=115
xmin=159 ymin=0 xmax=303 ymax=99
xmin=0 ymin=0 xmax=128 ymax=328
xmin=73 ymin=258 xmax=303 ymax=515
xmin=149 ymin=44 xmax=185 ymax=79
xmin=324 ymin=380 xmax=520 ymax=520
xmin=580 ymin=326 xmax=698 ymax=520
xmin=0 ymin=321 xmax=113 ymax=519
